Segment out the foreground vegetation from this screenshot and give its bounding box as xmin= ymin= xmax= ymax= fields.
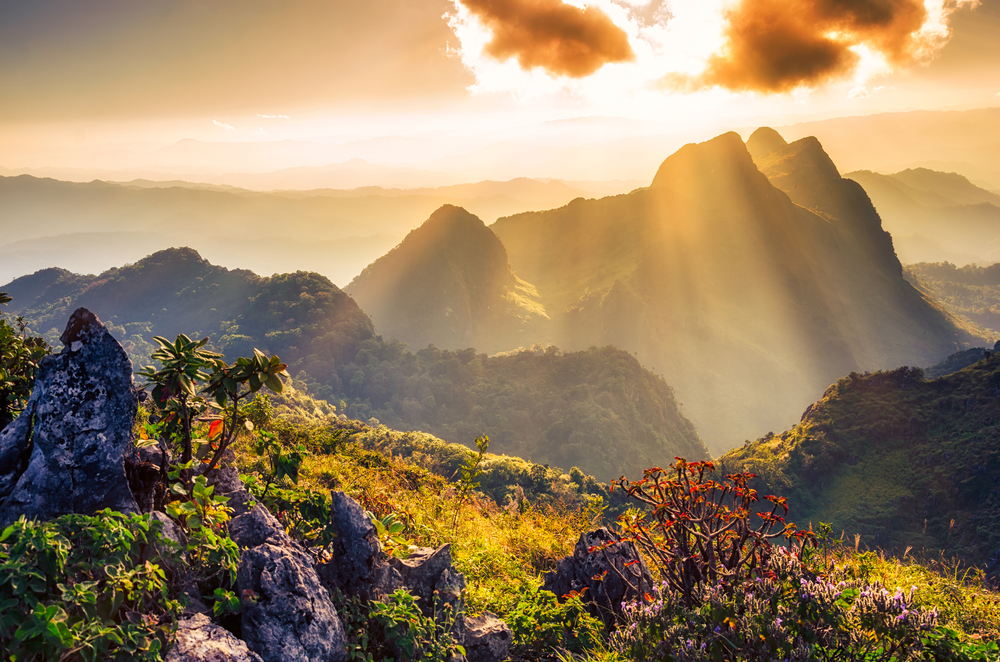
xmin=2 ymin=318 xmax=998 ymax=660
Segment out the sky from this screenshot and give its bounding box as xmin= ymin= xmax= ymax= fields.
xmin=0 ymin=0 xmax=997 ymax=178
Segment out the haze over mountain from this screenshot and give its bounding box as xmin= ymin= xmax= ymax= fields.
xmin=845 ymin=168 xmax=1000 ymax=265
xmin=0 ymin=174 xmax=601 ymax=286
xmin=366 ymin=130 xmax=987 ymax=453
xmin=774 ymin=107 xmax=1000 ymax=192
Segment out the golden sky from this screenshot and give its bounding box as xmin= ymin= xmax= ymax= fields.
xmin=0 ymin=0 xmax=997 ymax=174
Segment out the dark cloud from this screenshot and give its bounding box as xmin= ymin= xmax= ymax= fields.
xmin=458 ymin=0 xmax=635 ymax=77
xmin=700 ymin=0 xmax=928 ymax=92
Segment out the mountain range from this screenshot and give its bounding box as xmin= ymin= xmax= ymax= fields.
xmin=4 ymin=127 xmax=991 ymax=456
xmin=355 ymin=128 xmax=984 ymax=451
xmin=0 ymin=175 xmax=611 ymax=286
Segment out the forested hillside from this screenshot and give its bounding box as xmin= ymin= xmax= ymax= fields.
xmin=907 ymin=262 xmax=1000 ymax=336
xmin=722 ymin=358 xmax=1000 ymax=572
xmin=2 ymin=250 xmax=706 ymax=480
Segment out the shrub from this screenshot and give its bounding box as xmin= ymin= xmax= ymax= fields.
xmin=0 ymin=510 xmax=182 ymax=661
xmin=612 ymin=547 xmax=999 ymax=661
xmin=507 ymin=588 xmax=605 ymax=659
xmin=0 ymin=292 xmax=50 ymax=430
xmin=613 ymin=457 xmax=812 ymax=607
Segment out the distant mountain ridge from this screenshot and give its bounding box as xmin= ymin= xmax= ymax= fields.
xmin=845 ymin=168 xmax=1000 ymax=265
xmin=0 ymin=174 xmax=601 ymax=287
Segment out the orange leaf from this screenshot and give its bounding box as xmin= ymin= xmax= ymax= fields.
xmin=208 ymin=420 xmax=224 ymax=440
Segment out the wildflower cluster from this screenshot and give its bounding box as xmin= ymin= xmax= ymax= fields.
xmin=610 ymin=546 xmax=999 ymax=661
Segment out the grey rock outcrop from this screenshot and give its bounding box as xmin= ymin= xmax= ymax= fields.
xmin=463 ymin=613 xmax=512 ymax=662
xmin=543 ymin=527 xmax=654 ymax=626
xmin=389 ymin=544 xmax=467 ymax=642
xmin=165 ymin=613 xmax=263 ymax=662
xmin=230 ymin=505 xmax=347 ymax=662
xmin=317 ymin=490 xmax=400 ymax=600
xmin=0 ymin=308 xmax=138 ymax=525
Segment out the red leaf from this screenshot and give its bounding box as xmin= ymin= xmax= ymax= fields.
xmin=208 ymin=420 xmax=224 ymax=440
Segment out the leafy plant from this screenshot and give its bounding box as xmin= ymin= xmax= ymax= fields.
xmin=138 ymin=335 xmax=288 ymax=471
xmin=369 ymin=589 xmax=465 ymax=661
xmin=0 ymin=292 xmax=50 ymax=430
xmin=0 ymin=510 xmax=182 ymax=661
xmin=452 ymin=435 xmax=488 ymax=532
xmin=163 ymin=467 xmax=240 ymax=603
xmin=252 ymin=430 xmax=307 ymax=499
xmin=613 ymin=457 xmax=813 ymax=607
xmin=368 ymin=511 xmax=412 ymax=556
xmin=507 ymin=588 xmax=605 ymax=658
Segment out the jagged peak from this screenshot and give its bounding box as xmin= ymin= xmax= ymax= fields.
xmin=650 ymin=132 xmax=755 ymax=189
xmin=746 ymin=127 xmax=788 ymax=161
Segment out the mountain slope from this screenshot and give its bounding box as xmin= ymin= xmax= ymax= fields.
xmin=489 ymin=131 xmax=984 ymax=453
xmin=346 ymin=205 xmax=547 ymax=352
xmin=721 ymin=360 xmax=1000 ymax=573
xmin=905 ymin=262 xmax=1000 ymax=337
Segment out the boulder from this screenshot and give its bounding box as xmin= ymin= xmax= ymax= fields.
xmin=231 ymin=505 xmax=347 ymax=662
xmin=389 ymin=544 xmax=467 ymax=641
xmin=317 ymin=490 xmax=400 ymax=600
xmin=165 ymin=613 xmax=263 ymax=662
xmin=542 ymin=527 xmax=654 ymax=626
xmin=463 ymin=612 xmax=512 ymax=662
xmin=0 ymin=308 xmax=138 ymax=525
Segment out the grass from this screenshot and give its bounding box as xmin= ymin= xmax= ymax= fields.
xmin=224 ymin=396 xmax=1000 ymax=659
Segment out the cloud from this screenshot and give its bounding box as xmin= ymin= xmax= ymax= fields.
xmin=213 ymin=119 xmax=236 ymax=131
xmin=695 ymin=0 xmax=973 ymax=93
xmin=455 ymin=0 xmax=635 ymax=77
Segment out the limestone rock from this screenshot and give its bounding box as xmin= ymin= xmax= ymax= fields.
xmin=317 ymin=490 xmax=400 ymax=600
xmin=232 ymin=505 xmax=347 ymax=662
xmin=0 ymin=308 xmax=138 ymax=525
xmin=165 ymin=613 xmax=263 ymax=662
xmin=543 ymin=527 xmax=654 ymax=626
xmin=463 ymin=612 xmax=512 ymax=662
xmin=389 ymin=544 xmax=467 ymax=641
